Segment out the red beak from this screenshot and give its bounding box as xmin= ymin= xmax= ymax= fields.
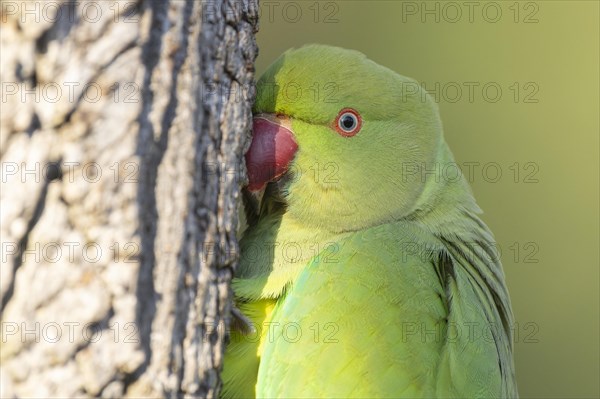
xmin=245 ymin=114 xmax=298 ymax=192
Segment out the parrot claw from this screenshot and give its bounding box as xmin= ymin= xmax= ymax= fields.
xmin=242 ymin=186 xmax=266 ymax=228
xmin=246 ymin=187 xmax=265 ymax=216
xmin=231 ymin=305 xmax=256 ymax=335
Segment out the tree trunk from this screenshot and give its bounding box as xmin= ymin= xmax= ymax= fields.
xmin=0 ymin=0 xmax=258 ymax=397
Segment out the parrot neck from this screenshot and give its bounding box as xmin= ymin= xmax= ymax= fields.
xmin=405 ymin=141 xmax=484 ymax=241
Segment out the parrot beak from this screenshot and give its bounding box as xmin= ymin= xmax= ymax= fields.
xmin=244 ymin=114 xmax=298 ymax=213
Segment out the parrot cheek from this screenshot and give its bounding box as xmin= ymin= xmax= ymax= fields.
xmin=244 ymin=114 xmax=298 ymax=207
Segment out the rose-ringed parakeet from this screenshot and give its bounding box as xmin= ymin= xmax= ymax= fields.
xmin=222 ymin=44 xmax=517 ymax=398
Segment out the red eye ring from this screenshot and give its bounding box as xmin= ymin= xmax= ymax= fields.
xmin=333 ymin=108 xmax=362 ymax=137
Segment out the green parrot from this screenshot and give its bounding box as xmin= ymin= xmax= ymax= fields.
xmin=222 ymin=44 xmax=517 ymax=398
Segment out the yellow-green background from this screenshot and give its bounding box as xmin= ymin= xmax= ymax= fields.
xmin=255 ymin=1 xmax=599 ymax=398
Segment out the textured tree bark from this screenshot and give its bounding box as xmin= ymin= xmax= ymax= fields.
xmin=0 ymin=0 xmax=258 ymax=397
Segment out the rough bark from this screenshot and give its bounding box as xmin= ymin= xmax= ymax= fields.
xmin=0 ymin=0 xmax=258 ymax=397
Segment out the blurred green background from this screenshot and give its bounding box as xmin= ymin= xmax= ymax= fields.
xmin=255 ymin=1 xmax=599 ymax=398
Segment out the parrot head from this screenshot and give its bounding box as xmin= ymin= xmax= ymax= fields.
xmin=245 ymin=44 xmax=448 ymax=233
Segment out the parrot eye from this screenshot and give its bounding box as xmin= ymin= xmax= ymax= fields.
xmin=334 ymin=108 xmax=362 ymax=137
